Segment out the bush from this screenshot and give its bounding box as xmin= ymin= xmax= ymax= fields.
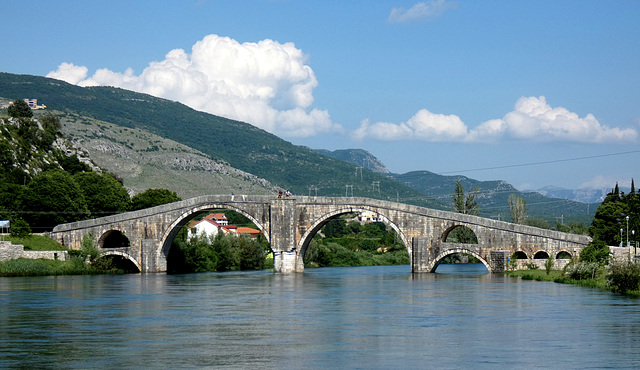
xmin=564 ymin=261 xmax=600 ymax=280
xmin=607 ymin=261 xmax=640 ymax=294
xmin=580 ymin=239 xmax=610 ymax=266
xmin=9 ymin=217 xmax=31 ymax=238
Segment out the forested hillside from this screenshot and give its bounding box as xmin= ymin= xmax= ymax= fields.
xmin=0 ymin=72 xmax=442 ymax=209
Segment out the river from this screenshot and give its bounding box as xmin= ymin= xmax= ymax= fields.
xmin=1 ymin=264 xmax=640 ymax=369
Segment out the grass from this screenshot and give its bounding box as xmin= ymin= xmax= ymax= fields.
xmin=0 ymin=257 xmax=110 ymax=277
xmin=506 ymin=268 xmax=640 ymax=297
xmin=2 ymin=235 xmax=67 ymax=251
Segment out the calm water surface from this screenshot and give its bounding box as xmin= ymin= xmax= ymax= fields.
xmin=2 ymin=264 xmax=640 ymax=369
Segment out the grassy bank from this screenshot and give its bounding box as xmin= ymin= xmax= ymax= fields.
xmin=0 ymin=257 xmax=119 ymax=277
xmin=2 ymin=235 xmax=67 ymax=251
xmin=505 ymin=268 xmax=640 ymax=297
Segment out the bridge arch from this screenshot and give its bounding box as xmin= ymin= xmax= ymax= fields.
xmin=157 ymin=202 xmax=270 ymax=265
xmin=98 ymin=230 xmax=130 ymax=249
xmin=296 ymin=206 xmax=410 ymax=268
xmin=99 ymin=250 xmax=142 ymax=273
xmin=441 ymin=224 xmax=479 ymax=244
xmin=430 ymin=247 xmax=491 ymax=273
xmin=556 ymin=251 xmax=572 ymax=259
xmin=534 ymin=251 xmax=550 ymax=259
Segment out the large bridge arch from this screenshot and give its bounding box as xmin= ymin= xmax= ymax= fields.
xmin=296 ymin=206 xmax=411 ymax=270
xmin=156 ymin=202 xmax=270 ymax=267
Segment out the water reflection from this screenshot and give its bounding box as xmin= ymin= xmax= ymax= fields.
xmin=1 ymin=265 xmax=640 ymax=368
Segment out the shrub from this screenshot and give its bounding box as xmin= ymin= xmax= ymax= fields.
xmin=564 ymin=261 xmax=600 ymax=280
xmin=607 ymin=260 xmax=640 ymax=294
xmin=545 ymin=255 xmax=555 ymax=275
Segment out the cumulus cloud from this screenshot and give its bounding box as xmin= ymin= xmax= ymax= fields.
xmin=353 ymin=109 xmax=467 ymax=141
xmin=46 ymin=62 xmax=88 ymax=85
xmin=388 ymin=0 xmax=457 ymax=23
xmin=470 ymin=96 xmax=638 ymax=143
xmin=47 ymin=35 xmax=342 ymax=138
xmin=354 ymin=96 xmax=638 ymax=144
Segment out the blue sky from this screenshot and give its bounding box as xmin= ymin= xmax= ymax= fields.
xmin=3 ymin=0 xmax=639 ymax=191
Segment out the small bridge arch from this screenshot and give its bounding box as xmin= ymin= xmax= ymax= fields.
xmin=99 ymin=250 xmax=142 ymax=273
xmin=431 ymin=247 xmax=491 ymax=272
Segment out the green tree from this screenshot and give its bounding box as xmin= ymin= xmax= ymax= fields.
xmin=9 ymin=217 xmax=31 ymax=238
xmin=580 ymin=239 xmax=610 ymax=266
xmin=21 ymin=170 xmax=91 ymax=231
xmin=130 ymin=188 xmax=181 ymax=211
xmin=74 ymin=172 xmax=130 ymax=216
xmin=323 ymin=218 xmax=347 ymax=238
xmin=7 ymin=99 xmax=33 ymax=118
xmin=452 ymin=181 xmax=479 ymax=216
xmin=508 ymin=193 xmax=527 ymax=224
xmin=588 ymin=188 xmax=629 ymax=246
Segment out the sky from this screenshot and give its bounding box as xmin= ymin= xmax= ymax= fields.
xmin=3 ymin=0 xmax=639 ymax=191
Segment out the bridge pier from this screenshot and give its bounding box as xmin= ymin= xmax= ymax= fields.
xmin=270 ymin=198 xmax=302 ymax=273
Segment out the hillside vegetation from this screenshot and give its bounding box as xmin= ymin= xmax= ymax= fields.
xmin=0 ymin=72 xmax=442 ymax=209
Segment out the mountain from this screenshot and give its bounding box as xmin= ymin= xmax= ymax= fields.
xmin=55 ymin=111 xmax=277 ymax=198
xmin=315 ymin=149 xmax=390 ymax=174
xmin=0 ymin=72 xmax=442 ymax=209
xmin=390 ymin=171 xmax=596 ymax=225
xmin=530 ymin=185 xmax=627 ymax=204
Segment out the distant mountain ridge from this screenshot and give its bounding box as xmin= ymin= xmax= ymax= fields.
xmin=529 ymin=185 xmax=627 ymax=204
xmin=315 ymin=149 xmax=390 ymax=174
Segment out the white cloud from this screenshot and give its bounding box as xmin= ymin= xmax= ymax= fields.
xmin=46 ymin=35 xmax=342 ymax=138
xmin=46 ymin=62 xmax=88 ymax=85
xmin=353 ymin=109 xmax=467 ymax=141
xmin=471 ymin=96 xmax=638 ymax=143
xmin=388 ymin=0 xmax=457 ymax=24
xmin=354 ymin=96 xmax=638 ymax=143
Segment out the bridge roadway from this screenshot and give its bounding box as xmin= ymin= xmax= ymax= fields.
xmin=49 ymin=195 xmax=591 ymax=273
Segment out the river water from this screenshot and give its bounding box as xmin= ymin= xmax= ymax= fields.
xmin=1 ymin=264 xmax=640 ymax=369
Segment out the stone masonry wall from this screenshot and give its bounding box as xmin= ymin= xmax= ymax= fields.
xmin=0 ymin=241 xmax=69 ymax=262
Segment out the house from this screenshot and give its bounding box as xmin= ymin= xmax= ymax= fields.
xmin=357 ymin=211 xmax=385 ymax=223
xmin=203 ymin=213 xmax=228 ymax=225
xmin=188 ymin=218 xmax=224 ymax=239
xmin=187 ymin=212 xmax=260 ymax=240
xmin=235 ymin=227 xmax=261 ymax=240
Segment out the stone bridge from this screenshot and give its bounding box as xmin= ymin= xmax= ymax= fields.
xmin=48 ymin=195 xmax=591 ymax=273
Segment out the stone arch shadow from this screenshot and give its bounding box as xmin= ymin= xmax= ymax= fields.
xmin=428 ymin=247 xmax=491 ymax=273
xmin=157 ymin=203 xmax=269 ymax=267
xmin=296 ymin=206 xmax=411 ymax=271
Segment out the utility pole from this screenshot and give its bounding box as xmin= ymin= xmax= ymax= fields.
xmin=308 ymin=186 xmax=318 ymax=197
xmin=355 ymin=166 xmax=363 ymax=181
xmin=345 ymin=184 xmax=354 ymax=197
xmin=372 ymin=181 xmax=380 ymax=195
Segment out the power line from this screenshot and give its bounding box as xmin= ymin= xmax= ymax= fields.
xmin=439 ymin=150 xmax=640 ymax=175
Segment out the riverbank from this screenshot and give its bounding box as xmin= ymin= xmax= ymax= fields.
xmin=505 ymin=268 xmax=640 ymax=298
